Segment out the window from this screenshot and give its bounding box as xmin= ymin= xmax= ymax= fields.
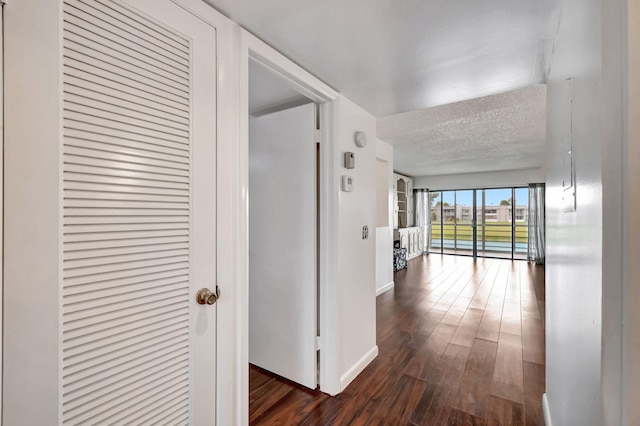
xmin=429 ymin=187 xmax=529 ymax=260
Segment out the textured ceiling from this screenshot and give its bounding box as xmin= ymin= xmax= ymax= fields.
xmin=205 ymin=0 xmax=560 ymax=117
xmin=377 ymin=85 xmax=547 ymax=176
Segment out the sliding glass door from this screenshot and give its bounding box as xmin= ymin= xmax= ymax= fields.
xmin=513 ymin=187 xmax=529 ymax=259
xmin=430 ymin=186 xmax=529 ymax=260
xmin=453 ymin=190 xmax=474 ymax=254
xmin=476 ymin=188 xmax=512 ymax=259
xmin=430 ymin=189 xmax=474 ymax=256
xmin=441 ymin=191 xmax=456 ymax=254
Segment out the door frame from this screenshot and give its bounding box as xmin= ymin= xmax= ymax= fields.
xmin=170 ymin=1 xmax=240 ymax=425
xmin=0 ymin=2 xmax=4 ymax=420
xmin=168 ymin=1 xmax=240 ymax=424
xmin=238 ymin=28 xmax=340 ymax=424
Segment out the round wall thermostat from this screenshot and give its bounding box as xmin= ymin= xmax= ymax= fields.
xmin=354 ymin=131 xmax=367 ymax=148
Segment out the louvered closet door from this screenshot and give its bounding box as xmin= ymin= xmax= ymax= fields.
xmin=62 ymin=0 xmax=217 ymax=424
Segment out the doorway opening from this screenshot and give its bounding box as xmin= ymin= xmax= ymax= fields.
xmin=239 ymin=30 xmax=342 ymax=417
xmin=247 ymin=58 xmax=321 ymax=391
xmin=429 ymin=187 xmax=530 ymax=260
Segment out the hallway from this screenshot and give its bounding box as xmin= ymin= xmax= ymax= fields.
xmin=249 ymin=256 xmax=545 ymax=425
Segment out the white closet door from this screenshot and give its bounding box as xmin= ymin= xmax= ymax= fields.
xmin=60 ymin=0 xmax=218 ymax=423
xmin=249 ymin=103 xmax=318 ymax=389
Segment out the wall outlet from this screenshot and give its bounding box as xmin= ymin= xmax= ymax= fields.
xmin=362 ymin=225 xmax=369 ymax=240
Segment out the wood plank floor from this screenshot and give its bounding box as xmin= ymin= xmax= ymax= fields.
xmin=249 ymin=255 xmax=545 ymax=425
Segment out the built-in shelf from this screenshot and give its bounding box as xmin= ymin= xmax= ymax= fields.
xmin=394 ymin=173 xmax=413 ymax=229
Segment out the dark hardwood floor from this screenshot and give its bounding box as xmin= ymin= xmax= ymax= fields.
xmin=249 ymin=255 xmax=546 ymax=425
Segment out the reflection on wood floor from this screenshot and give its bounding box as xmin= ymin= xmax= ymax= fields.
xmin=249 ymin=255 xmax=545 ymax=425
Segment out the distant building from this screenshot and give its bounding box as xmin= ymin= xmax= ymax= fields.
xmin=431 ymin=205 xmax=528 ymax=223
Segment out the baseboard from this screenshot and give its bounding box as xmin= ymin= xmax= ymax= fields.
xmin=542 ymin=393 xmax=552 ymax=426
xmin=339 ymin=345 xmax=378 ymax=391
xmin=376 ymin=281 xmax=394 ymax=296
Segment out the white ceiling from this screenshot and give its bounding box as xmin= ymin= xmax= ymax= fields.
xmin=206 ymin=0 xmax=560 ymax=177
xmin=378 ymin=85 xmax=547 ymax=176
xmin=205 ymin=0 xmax=560 ymax=117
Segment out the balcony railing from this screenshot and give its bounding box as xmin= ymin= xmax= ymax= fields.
xmin=430 ymin=221 xmax=528 ymax=259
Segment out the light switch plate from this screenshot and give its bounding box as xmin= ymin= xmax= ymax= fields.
xmin=341 ymin=175 xmax=353 ymax=192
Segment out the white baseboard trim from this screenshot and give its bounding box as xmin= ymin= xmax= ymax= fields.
xmin=542 ymin=393 xmax=552 ymax=426
xmin=376 ymin=281 xmax=394 ymax=296
xmin=339 ymin=345 xmax=378 ymax=391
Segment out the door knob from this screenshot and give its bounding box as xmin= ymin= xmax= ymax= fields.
xmin=196 ymin=287 xmax=219 ymax=305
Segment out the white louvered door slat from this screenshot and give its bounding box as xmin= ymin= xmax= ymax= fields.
xmin=63 ymin=48 xmax=190 ymax=99
xmin=64 ymin=237 xmax=190 ymax=254
xmin=63 ymin=172 xmax=190 ymax=189
xmin=63 ymin=313 xmax=190 ymax=354
xmin=62 ymin=102 xmax=191 ymax=138
xmin=61 ymin=0 xmax=217 ymax=424
xmin=65 ymin=0 xmax=189 ymax=56
xmin=63 ymin=74 xmax=190 ymax=120
xmin=63 ymin=68 xmax=189 ymax=111
xmin=62 ymin=54 xmax=188 ymax=96
xmin=62 ymin=16 xmax=190 ymax=75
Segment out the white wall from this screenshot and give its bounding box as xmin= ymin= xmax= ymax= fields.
xmin=334 ymin=95 xmax=378 ymax=390
xmin=376 ymin=140 xmax=394 ymax=296
xmin=375 ymin=159 xmax=389 ymax=228
xmin=545 ymin=0 xmax=633 ymax=424
xmin=545 ymin=0 xmax=603 ymax=424
xmin=413 ymin=167 xmax=545 ymax=190
xmin=625 ymin=2 xmax=639 ymax=423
